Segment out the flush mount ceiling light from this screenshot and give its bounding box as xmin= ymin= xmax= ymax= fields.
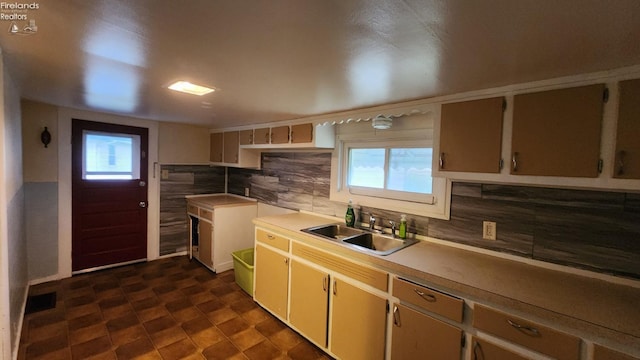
xmin=168 ymin=81 xmax=215 ymax=96
xmin=371 ymin=115 xmax=393 ymax=130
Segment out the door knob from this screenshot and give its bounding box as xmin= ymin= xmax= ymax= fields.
xmin=139 ymin=201 xmax=147 ymax=208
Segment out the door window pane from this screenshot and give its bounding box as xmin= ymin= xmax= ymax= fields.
xmin=83 ymin=131 xmax=140 ymax=180
xmin=348 ymin=148 xmax=385 ymax=188
xmin=387 ymin=148 xmax=433 ymax=194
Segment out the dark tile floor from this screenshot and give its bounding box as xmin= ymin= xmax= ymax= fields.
xmin=18 ymin=256 xmax=331 ymax=360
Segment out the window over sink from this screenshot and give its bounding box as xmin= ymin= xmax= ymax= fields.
xmin=330 ymin=112 xmax=451 ymax=220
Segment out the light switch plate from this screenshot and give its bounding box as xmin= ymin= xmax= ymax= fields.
xmin=483 ymin=221 xmax=497 ymax=240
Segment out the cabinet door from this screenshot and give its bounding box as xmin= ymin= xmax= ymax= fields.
xmin=254 ymin=127 xmax=270 ymax=144
xmin=223 ymin=131 xmax=239 ymax=163
xmin=391 ymin=303 xmax=462 ymax=360
xmin=198 ymin=220 xmax=213 ymax=268
xmin=291 ymin=123 xmax=313 ymax=144
xmin=471 ymin=337 xmax=528 ymax=360
xmin=439 ymin=97 xmax=504 ymax=173
xmin=254 ymin=244 xmax=289 ymax=320
xmin=209 ymin=132 xmax=223 ymax=162
xmin=614 ymin=78 xmax=640 ymax=179
xmin=271 ymin=125 xmax=290 ymax=144
xmin=330 ymin=279 xmax=386 ymax=360
xmin=511 ymin=84 xmax=605 ymax=177
xmin=239 ymin=129 xmax=253 ymax=145
xmin=289 ymin=260 xmax=329 ymax=347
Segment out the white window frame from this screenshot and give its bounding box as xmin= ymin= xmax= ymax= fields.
xmin=330 ymin=127 xmax=451 ymax=220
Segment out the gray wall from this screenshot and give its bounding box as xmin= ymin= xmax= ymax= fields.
xmin=24 ymin=182 xmax=58 ymax=279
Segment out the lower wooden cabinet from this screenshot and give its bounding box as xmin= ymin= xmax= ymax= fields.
xmin=473 ymin=304 xmax=580 ymax=360
xmin=330 ymin=278 xmax=387 ymax=360
xmin=289 ymin=260 xmax=329 ymax=347
xmin=254 ymin=244 xmax=289 ymax=320
xmin=593 ymin=344 xmax=639 ymax=360
xmin=471 ymin=336 xmax=529 ymax=360
xmin=391 ymin=303 xmax=463 ymax=360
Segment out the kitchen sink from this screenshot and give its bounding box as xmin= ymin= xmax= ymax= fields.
xmin=301 ymin=224 xmax=418 ymax=255
xmin=301 ymin=224 xmax=365 ymax=240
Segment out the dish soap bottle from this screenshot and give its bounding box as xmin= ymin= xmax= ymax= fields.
xmin=345 ymin=200 xmax=355 ymax=227
xmin=399 ymin=214 xmax=407 ymax=239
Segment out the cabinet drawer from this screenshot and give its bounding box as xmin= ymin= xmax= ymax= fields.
xmin=292 ymin=242 xmax=388 ymax=291
xmin=393 ymin=277 xmax=463 ymax=323
xmin=473 ymin=304 xmax=580 ymax=360
xmin=471 ymin=336 xmax=528 ymax=360
xmin=593 ymin=344 xmax=638 ymax=360
xmin=200 ymin=209 xmax=213 ymax=221
xmin=256 ymin=229 xmax=289 ymax=252
xmin=187 ymin=204 xmax=199 ymax=216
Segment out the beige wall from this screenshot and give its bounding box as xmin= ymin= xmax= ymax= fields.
xmin=158 ymin=122 xmax=209 ymax=164
xmin=21 ymin=100 xmax=58 ymax=182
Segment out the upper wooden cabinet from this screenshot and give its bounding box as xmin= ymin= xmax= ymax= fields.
xmin=209 ymin=132 xmax=223 ymax=162
xmin=291 ymin=123 xmax=314 ymax=143
xmin=253 ymin=127 xmax=270 ymax=144
xmin=439 ymin=96 xmax=504 ymax=173
xmin=270 ymin=125 xmax=290 ymax=144
xmin=239 ymin=129 xmax=253 ymax=145
xmin=614 ymin=78 xmax=640 ymax=179
xmin=209 ymin=131 xmax=260 ymax=168
xmin=511 ymin=84 xmax=606 ymax=177
xmin=223 ymin=131 xmax=239 ymax=163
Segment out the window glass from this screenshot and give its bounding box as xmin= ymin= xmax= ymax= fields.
xmin=387 ymin=148 xmax=433 ymax=194
xmin=348 ymin=148 xmax=385 ymax=188
xmin=83 ymin=131 xmax=140 ymax=180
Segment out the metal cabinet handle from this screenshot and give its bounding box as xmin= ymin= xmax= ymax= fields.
xmin=507 ymin=319 xmax=540 ymax=337
xmin=439 ymin=152 xmax=445 ymax=169
xmin=393 ymin=305 xmax=401 ymax=327
xmin=512 ymin=152 xmax=519 ymax=172
xmin=414 ymin=289 xmax=437 ymax=302
xmin=283 ymin=258 xmax=288 ymax=265
xmin=322 ymin=276 xmax=327 ymax=292
xmin=291 ymin=131 xmax=295 ymax=142
xmin=333 ymin=280 xmax=337 ymax=295
xmin=617 ymin=150 xmax=626 ymax=176
xmin=267 ymin=234 xmax=275 ymax=240
xmin=473 ymin=340 xmax=483 ymax=360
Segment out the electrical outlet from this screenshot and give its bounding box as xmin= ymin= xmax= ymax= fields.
xmin=483 ymin=221 xmax=497 ymax=240
xmin=244 ymin=187 xmax=250 ymax=197
xmin=161 ymin=169 xmax=169 ymax=180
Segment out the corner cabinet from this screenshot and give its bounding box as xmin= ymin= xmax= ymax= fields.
xmin=209 ymin=131 xmax=261 ymax=168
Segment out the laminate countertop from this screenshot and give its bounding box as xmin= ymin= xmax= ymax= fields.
xmin=253 ymin=212 xmax=640 ymax=351
xmin=186 ymin=193 xmax=257 ymax=209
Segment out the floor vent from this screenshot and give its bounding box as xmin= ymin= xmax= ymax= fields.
xmin=25 ymin=292 xmax=57 ymax=314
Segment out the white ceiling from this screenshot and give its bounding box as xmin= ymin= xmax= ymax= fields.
xmin=0 ymin=1 xmax=639 ymax=128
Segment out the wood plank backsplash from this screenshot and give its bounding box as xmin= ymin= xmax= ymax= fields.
xmin=161 ymin=152 xmax=639 ymax=280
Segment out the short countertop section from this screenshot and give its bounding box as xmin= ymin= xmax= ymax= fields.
xmin=253 ymin=212 xmax=640 ymax=347
xmin=186 ymin=193 xmax=257 ymax=209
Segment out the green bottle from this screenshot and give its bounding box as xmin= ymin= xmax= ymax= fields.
xmin=399 ymin=214 xmax=407 ymax=239
xmin=345 ymin=200 xmax=355 ymax=227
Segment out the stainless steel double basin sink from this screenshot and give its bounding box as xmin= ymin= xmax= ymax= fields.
xmin=301 ymin=223 xmax=418 ymax=256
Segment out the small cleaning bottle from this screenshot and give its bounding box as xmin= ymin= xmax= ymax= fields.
xmin=399 ymin=214 xmax=407 ymax=239
xmin=345 ymin=200 xmax=355 ymax=227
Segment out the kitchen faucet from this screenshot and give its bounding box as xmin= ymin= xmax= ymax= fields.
xmin=369 ymin=215 xmax=376 ymax=230
xmin=389 ymin=221 xmax=397 ymax=238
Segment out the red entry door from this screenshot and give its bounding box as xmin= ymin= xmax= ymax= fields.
xmin=72 ymin=119 xmax=148 ymax=272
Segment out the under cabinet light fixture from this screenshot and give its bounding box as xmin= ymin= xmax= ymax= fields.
xmin=167 ymin=81 xmax=215 ymax=96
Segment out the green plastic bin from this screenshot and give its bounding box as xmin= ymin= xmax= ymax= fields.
xmin=231 ymin=248 xmax=254 ymax=295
